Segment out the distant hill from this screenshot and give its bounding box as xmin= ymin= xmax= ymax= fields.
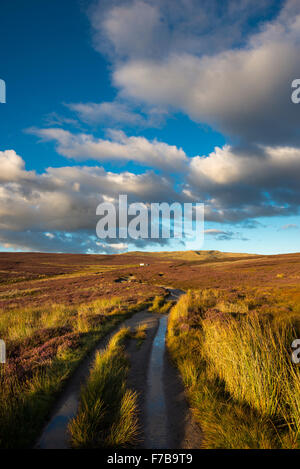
xmin=122 ymin=250 xmax=257 ymax=262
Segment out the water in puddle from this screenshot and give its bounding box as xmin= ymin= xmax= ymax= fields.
xmin=36 ymin=391 xmax=78 ymax=448
xmin=144 ymin=315 xmax=169 ymax=448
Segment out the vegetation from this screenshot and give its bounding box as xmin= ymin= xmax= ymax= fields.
xmin=131 ymin=323 xmax=148 ymax=347
xmin=2 ymin=251 xmax=300 ymax=449
xmin=0 ymin=296 xmax=149 ymax=448
xmin=167 ymin=289 xmax=300 ymax=449
xmin=69 ymin=328 xmax=139 ymax=448
xmin=149 ymin=295 xmax=174 ymax=314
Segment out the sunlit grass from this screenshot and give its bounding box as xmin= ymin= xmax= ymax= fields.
xmin=0 ymin=297 xmax=123 ymax=342
xmin=69 ymin=328 xmax=139 ymax=448
xmin=167 ymin=289 xmax=300 ymax=448
xmin=131 ymin=323 xmax=148 ymax=347
xmin=149 ymin=295 xmax=174 ymax=314
xmin=0 ymin=296 xmax=150 ymax=448
xmin=202 ymin=312 xmax=292 ymax=417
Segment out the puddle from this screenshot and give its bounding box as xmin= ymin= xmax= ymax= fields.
xmin=144 ymin=315 xmax=169 ymax=449
xmin=36 ymin=389 xmax=79 ymax=448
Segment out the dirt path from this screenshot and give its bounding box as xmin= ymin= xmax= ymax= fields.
xmin=36 ymin=288 xmax=202 ymax=449
xmin=35 ymin=310 xmax=158 ymax=449
xmin=127 ymin=288 xmax=202 ymax=449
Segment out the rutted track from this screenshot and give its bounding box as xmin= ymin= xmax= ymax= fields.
xmin=141 ymin=288 xmax=202 ymax=448
xmin=35 ymin=309 xmax=158 ymax=449
xmin=36 ymin=288 xmax=202 ymax=449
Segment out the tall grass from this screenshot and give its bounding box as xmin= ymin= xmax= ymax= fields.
xmin=202 ymin=312 xmax=291 ymax=417
xmin=0 ymin=296 xmax=149 ymax=448
xmin=282 ymin=358 xmax=300 ymax=444
xmin=0 ymin=346 xmax=79 ymax=448
xmin=69 ymin=328 xmax=139 ymax=448
xmin=167 ymin=289 xmax=300 ymax=448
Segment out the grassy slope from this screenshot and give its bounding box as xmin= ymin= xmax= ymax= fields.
xmin=124 ymin=249 xmax=256 ymax=262
xmin=167 ymin=290 xmax=300 ymax=449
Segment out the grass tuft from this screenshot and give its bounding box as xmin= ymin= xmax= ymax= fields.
xmin=69 ymin=328 xmax=139 ymax=448
xmin=149 ymin=295 xmax=174 ymax=314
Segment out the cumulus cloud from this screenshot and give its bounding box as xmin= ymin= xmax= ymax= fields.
xmin=0 ymin=150 xmax=35 ymax=182
xmin=90 ymin=0 xmax=281 ymax=59
xmin=186 ymin=143 xmax=300 ymax=222
xmin=86 ymin=0 xmax=300 ymax=146
xmin=189 ymin=145 xmax=300 ymax=188
xmin=2 ymin=138 xmax=300 ymax=252
xmin=114 ymin=44 xmax=300 ymax=145
xmin=24 ymin=120 xmax=300 ymax=229
xmin=0 ymin=149 xmax=183 ymax=252
xmin=29 ymin=127 xmax=188 ymax=172
xmin=97 ymin=1 xmax=166 ymax=59
xmin=67 ymin=100 xmax=167 ymax=128
xmin=71 ymin=0 xmax=281 ymax=134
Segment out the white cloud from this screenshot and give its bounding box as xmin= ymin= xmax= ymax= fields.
xmin=0 ymin=149 xmax=182 ymax=251
xmin=90 ymin=0 xmax=281 ymax=59
xmin=189 ymin=144 xmax=300 ymax=187
xmin=68 ymin=101 xmax=145 ymax=126
xmin=2 ymin=139 xmax=300 ymax=251
xmin=103 ymin=242 xmax=128 ymax=251
xmin=29 ymin=127 xmax=188 ymax=171
xmin=0 ymin=150 xmax=35 ymax=182
xmin=186 ymin=143 xmax=300 ymax=222
xmin=99 ymin=1 xmax=165 ymax=59
xmin=67 ymin=100 xmax=167 ymax=128
xmin=102 ymin=1 xmax=300 ymax=145
xmin=114 ymin=47 xmax=299 ymax=145
xmin=72 ymin=0 xmax=279 ymax=134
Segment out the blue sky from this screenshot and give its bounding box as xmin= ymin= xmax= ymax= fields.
xmin=1 ymin=0 xmax=300 ymax=254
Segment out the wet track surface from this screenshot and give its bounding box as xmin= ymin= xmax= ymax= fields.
xmin=36 ymin=287 xmax=201 ymax=449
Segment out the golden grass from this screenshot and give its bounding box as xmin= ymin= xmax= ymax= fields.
xmin=0 ymin=297 xmax=123 ymax=342
xmin=202 ymin=313 xmax=292 ymax=417
xmin=149 ymin=295 xmax=174 ymax=314
xmin=131 ymin=324 xmax=147 ymax=345
xmin=0 ymin=296 xmax=150 ymax=448
xmin=69 ymin=328 xmax=139 ymax=448
xmin=167 ymin=289 xmax=300 ymax=448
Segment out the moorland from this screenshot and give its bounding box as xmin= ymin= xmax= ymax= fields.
xmin=0 ymin=250 xmax=299 ymax=448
